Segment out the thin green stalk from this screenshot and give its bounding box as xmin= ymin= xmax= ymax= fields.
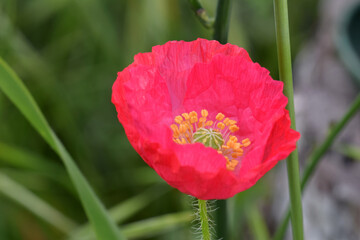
xmin=274 ymin=94 xmax=360 ymax=240
xmin=273 ymin=0 xmax=304 ymax=239
xmin=198 ymin=199 xmax=211 ymax=240
xmin=213 ymin=0 xmax=231 ymax=44
xmin=247 ymin=205 xmax=270 ymax=240
xmin=188 ymin=0 xmax=214 ymax=29
xmin=215 ymin=200 xmax=228 ymax=240
xmin=212 ymin=1 xmax=232 ymax=238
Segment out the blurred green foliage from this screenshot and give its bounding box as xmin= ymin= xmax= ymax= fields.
xmin=0 ymin=0 xmax=318 ymax=239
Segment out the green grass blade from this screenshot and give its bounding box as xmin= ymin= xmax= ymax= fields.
xmin=122 ymin=212 xmax=193 ymax=239
xmin=0 ymin=172 xmax=77 ymax=234
xmin=70 ymin=212 xmax=193 ymax=240
xmin=247 ymin=205 xmax=270 ymax=240
xmin=0 ymin=141 xmax=62 ymax=172
xmin=70 ymin=185 xmax=170 ymax=240
xmin=336 ymin=144 xmax=360 ymax=161
xmin=0 ymin=142 xmax=74 ymax=193
xmin=0 ymin=57 xmax=126 ymax=240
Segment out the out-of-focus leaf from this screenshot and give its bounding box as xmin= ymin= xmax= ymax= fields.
xmin=70 ymin=184 xmax=170 ymax=240
xmin=121 ymin=211 xmax=193 ymax=239
xmin=0 ymin=142 xmax=74 ymax=194
xmin=0 ymin=58 xmax=126 ymax=240
xmin=247 ymin=205 xmax=270 ymax=240
xmin=337 ymin=145 xmax=360 ymax=161
xmin=74 ymin=0 xmax=119 ymax=59
xmin=0 ymin=172 xmax=77 ymax=233
xmin=71 ymin=211 xmax=193 ymax=240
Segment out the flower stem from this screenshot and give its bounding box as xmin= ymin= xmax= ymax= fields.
xmin=211 ymin=1 xmax=232 ymax=238
xmin=274 ymin=94 xmax=360 ymax=240
xmin=198 ymin=199 xmax=211 ymax=240
xmin=212 ymin=0 xmax=232 ymax=238
xmin=215 ymin=200 xmax=228 ymax=239
xmin=213 ymin=0 xmax=232 ymax=44
xmin=273 ymin=0 xmax=304 ymax=239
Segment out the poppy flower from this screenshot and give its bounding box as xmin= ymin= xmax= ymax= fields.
xmin=112 ymin=38 xmax=300 ymax=200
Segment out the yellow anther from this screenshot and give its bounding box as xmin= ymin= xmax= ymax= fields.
xmin=182 ymin=113 xmax=190 ymax=120
xmin=189 ymin=111 xmax=198 ymax=124
xmin=190 ymin=116 xmax=198 ymax=124
xmin=198 ymin=117 xmax=206 ymax=128
xmin=222 ymin=145 xmax=230 ymax=149
xmin=225 ymin=157 xmax=235 ymax=170
xmin=229 ymin=120 xmax=237 ymax=125
xmin=232 ymin=152 xmax=243 ymax=158
xmin=223 ymin=118 xmax=230 ymax=126
xmin=181 ymin=138 xmax=186 ymax=144
xmin=216 ymin=113 xmax=225 ymax=121
xmin=217 ymin=151 xmax=223 ymax=154
xmin=175 ymin=138 xmax=182 ymax=144
xmin=227 ymin=160 xmax=239 ymax=170
xmin=229 ymin=125 xmax=239 ymax=132
xmin=226 ymin=162 xmax=235 ymax=171
xmin=179 ymin=123 xmax=187 ymax=134
xmin=174 ymin=116 xmax=183 ymax=124
xmin=227 ymin=166 xmax=234 ymax=171
xmin=205 ymin=120 xmax=213 ymax=126
xmin=235 ymin=148 xmax=244 ymax=153
xmin=229 ymin=136 xmax=238 ymax=142
xmin=226 ymin=140 xmax=234 ymax=148
xmin=199 ymin=117 xmax=206 ymax=123
xmin=189 ymin=111 xmax=197 ymax=118
xmin=170 ymin=124 xmax=179 ymax=134
xmin=217 ymin=122 xmax=225 ymax=130
xmin=201 ymin=109 xmax=208 ymax=118
xmin=242 ymin=138 xmax=251 ymax=147
xmin=233 ymin=142 xmax=241 ymax=149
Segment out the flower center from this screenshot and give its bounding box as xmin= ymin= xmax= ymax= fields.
xmin=193 ymin=128 xmax=224 ymax=150
xmin=170 ymin=109 xmax=251 ymax=171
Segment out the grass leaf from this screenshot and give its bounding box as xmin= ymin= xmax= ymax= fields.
xmin=69 ymin=185 xmax=170 ymax=239
xmin=0 ymin=172 xmax=77 ymax=234
xmin=122 ymin=212 xmax=193 ymax=239
xmin=0 ymin=57 xmax=126 ymax=240
xmin=247 ymin=205 xmax=270 ymax=240
xmin=337 ymin=144 xmax=360 ymax=161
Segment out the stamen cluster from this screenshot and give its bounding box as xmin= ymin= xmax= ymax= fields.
xmin=170 ymin=109 xmax=251 ymax=171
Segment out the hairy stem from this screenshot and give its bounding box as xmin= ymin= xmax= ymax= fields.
xmin=198 ymin=199 xmax=211 ymax=240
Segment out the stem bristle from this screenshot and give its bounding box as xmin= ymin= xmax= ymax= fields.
xmin=189 ymin=197 xmax=218 ymax=240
